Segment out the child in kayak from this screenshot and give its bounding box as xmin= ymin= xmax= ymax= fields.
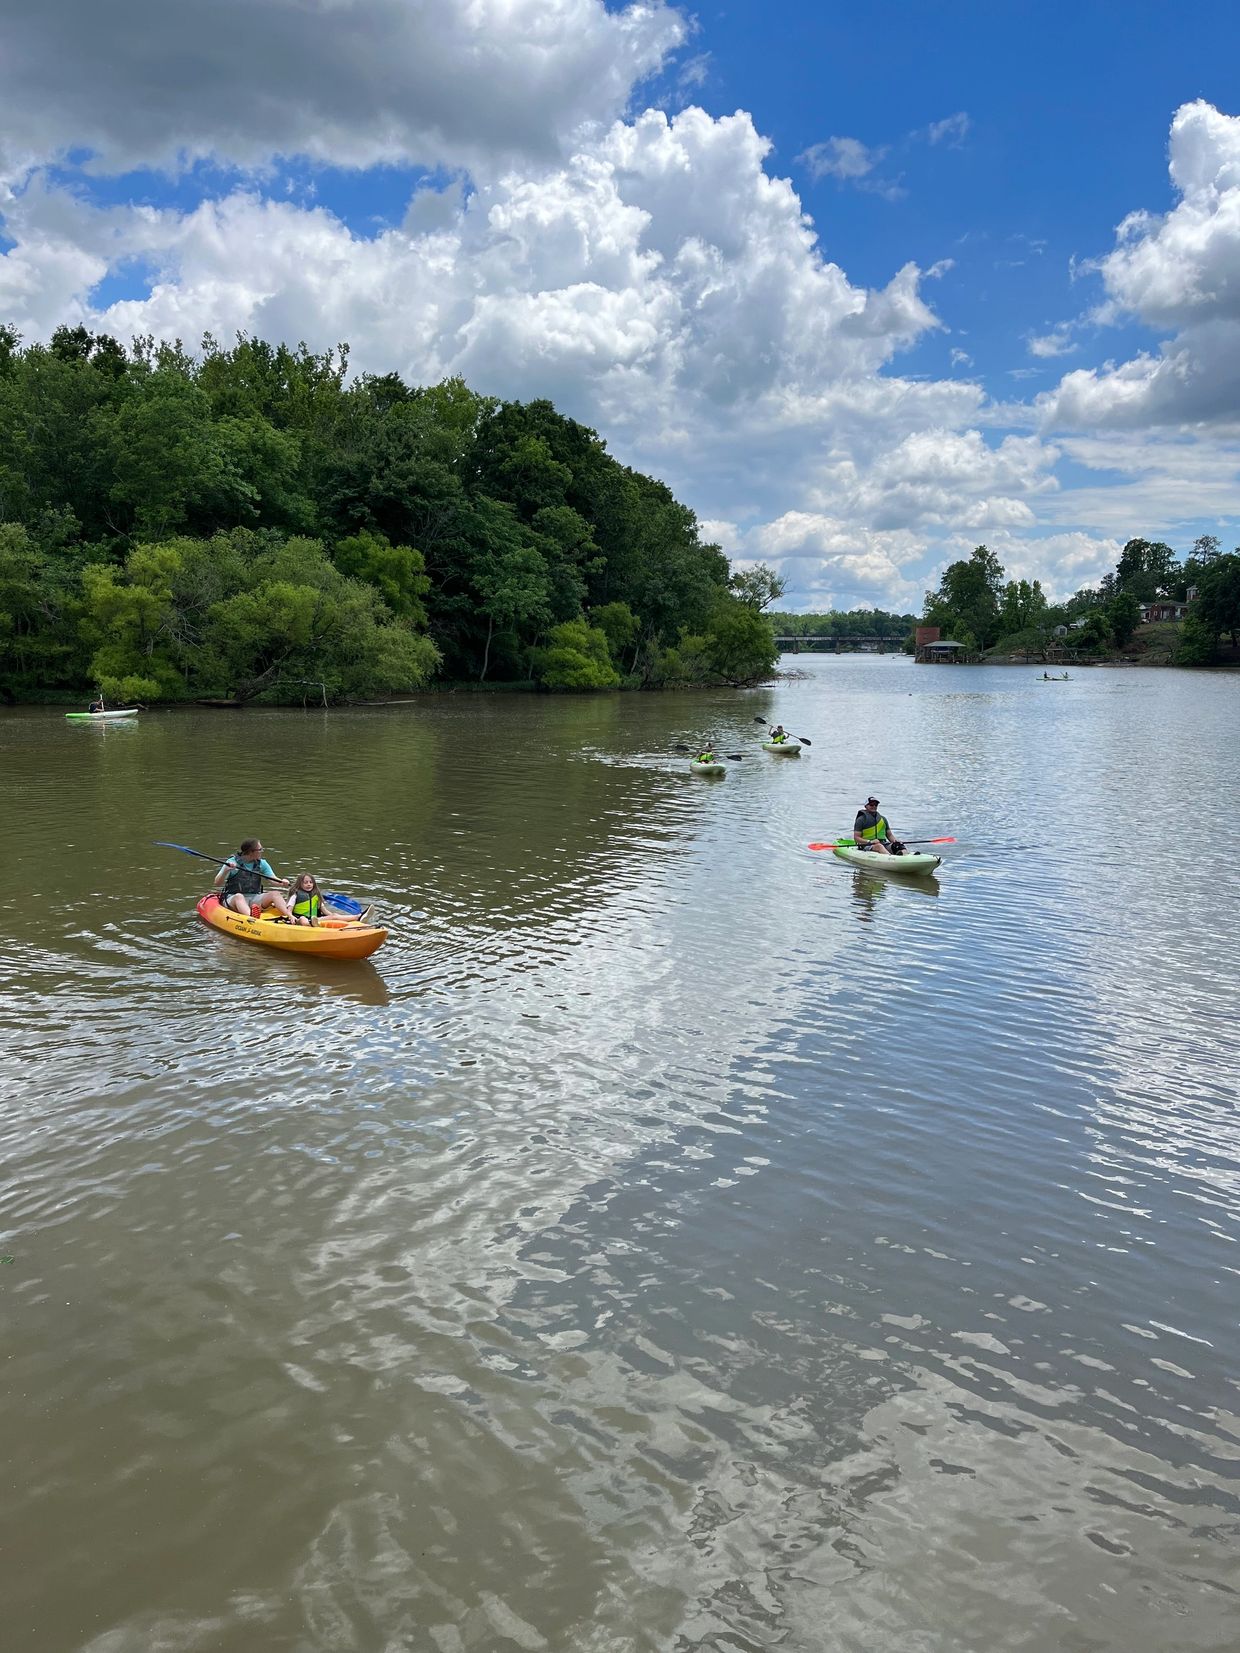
xmin=214 ymin=839 xmax=295 ymax=919
xmin=768 ymin=725 xmax=789 ymax=743
xmin=288 ymin=872 xmax=326 ymax=926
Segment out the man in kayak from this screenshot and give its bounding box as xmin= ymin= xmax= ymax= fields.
xmin=853 ymin=796 xmax=906 ymax=856
xmin=88 ymin=695 xmax=105 ymax=713
xmin=214 ymin=838 xmax=295 ymax=919
xmin=768 ymin=725 xmax=789 ymax=744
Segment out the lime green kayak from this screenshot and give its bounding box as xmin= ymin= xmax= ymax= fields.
xmin=833 ymin=845 xmax=941 ymax=873
xmin=66 ymin=709 xmax=139 ymax=722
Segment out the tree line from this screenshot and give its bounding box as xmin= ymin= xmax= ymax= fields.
xmin=921 ymin=535 xmax=1240 ymax=663
xmin=0 ymin=326 xmax=779 ymax=703
xmin=768 ymin=607 xmax=916 ymax=641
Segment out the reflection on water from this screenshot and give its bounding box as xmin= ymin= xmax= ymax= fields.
xmin=847 ymin=867 xmax=942 ymax=918
xmin=2 ymin=661 xmax=1239 ymax=1652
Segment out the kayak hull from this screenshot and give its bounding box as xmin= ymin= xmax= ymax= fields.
xmin=762 ymin=740 xmax=801 ymax=754
xmin=66 ymin=709 xmax=138 ymax=721
xmin=832 ymin=845 xmax=942 ymax=874
xmin=690 ymin=760 xmax=727 ymax=776
xmin=196 ymin=894 xmax=388 ymax=960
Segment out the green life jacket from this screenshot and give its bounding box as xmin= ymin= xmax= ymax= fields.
xmin=291 ymin=890 xmax=321 ymax=919
xmin=858 ymin=812 xmax=889 ymax=841
xmin=222 ymin=858 xmax=265 ymax=898
xmin=770 ymin=731 xmax=786 ymax=743
xmin=697 ymin=752 xmax=716 ymax=763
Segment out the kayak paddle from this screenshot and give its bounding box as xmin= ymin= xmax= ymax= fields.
xmin=673 ymin=746 xmax=745 ymax=760
xmin=808 ymin=837 xmax=956 ymax=851
xmin=154 ymin=841 xmax=367 ymax=916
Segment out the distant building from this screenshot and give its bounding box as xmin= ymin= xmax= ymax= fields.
xmin=1139 ymin=599 xmax=1191 ymax=623
xmin=916 ymin=639 xmax=969 ymax=663
xmin=914 ymin=625 xmax=941 ymax=649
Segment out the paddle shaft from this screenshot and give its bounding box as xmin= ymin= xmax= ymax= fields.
xmin=154 ymin=841 xmax=365 ymax=915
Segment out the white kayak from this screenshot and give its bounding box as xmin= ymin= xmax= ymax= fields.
xmin=833 ymin=844 xmax=941 ymax=874
xmin=65 ymin=709 xmax=139 ymax=722
xmin=689 ymin=759 xmax=727 ymax=776
xmin=762 ymin=740 xmax=801 ymax=754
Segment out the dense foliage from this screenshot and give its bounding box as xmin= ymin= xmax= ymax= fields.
xmin=768 ymin=607 xmax=916 ymax=641
xmin=921 ymin=534 xmax=1240 ymax=665
xmin=0 ymin=326 xmax=777 ymax=700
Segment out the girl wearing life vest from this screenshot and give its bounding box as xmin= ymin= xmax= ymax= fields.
xmin=289 ymin=872 xmax=325 ymax=926
xmin=213 ymin=838 xmax=295 ymax=919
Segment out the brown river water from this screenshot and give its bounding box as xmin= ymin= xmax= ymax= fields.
xmin=2 ymin=655 xmax=1238 ymax=1652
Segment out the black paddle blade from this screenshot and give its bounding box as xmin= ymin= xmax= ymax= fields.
xmin=796 ymin=735 xmax=813 ymax=746
xmin=753 ymin=716 xmax=767 ymax=724
xmin=724 ymin=753 xmax=745 ymax=760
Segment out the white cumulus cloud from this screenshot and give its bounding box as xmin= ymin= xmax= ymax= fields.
xmin=0 ymin=0 xmax=686 ymax=179
xmin=1042 ymin=100 xmax=1240 ymax=428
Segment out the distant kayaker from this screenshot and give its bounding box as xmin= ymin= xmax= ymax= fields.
xmin=768 ymin=725 xmax=789 ymax=744
xmin=289 ymin=872 xmax=325 ymax=927
xmin=88 ymin=695 xmax=105 ymax=713
xmin=853 ymin=796 xmax=906 ymax=856
xmin=214 ymin=838 xmax=295 ymax=919
xmin=696 ymin=749 xmax=717 ymax=763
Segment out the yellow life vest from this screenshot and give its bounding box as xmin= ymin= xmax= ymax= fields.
xmin=859 ymin=813 xmax=889 ymax=841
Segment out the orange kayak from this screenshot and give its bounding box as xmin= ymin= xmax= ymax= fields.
xmin=196 ymin=894 xmax=388 ymax=961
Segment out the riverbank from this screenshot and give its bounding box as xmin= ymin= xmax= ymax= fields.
xmin=981 ymin=620 xmax=1240 ymax=669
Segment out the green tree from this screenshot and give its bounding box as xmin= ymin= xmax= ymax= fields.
xmin=1113 ymin=538 xmax=1179 ymax=603
xmin=475 ymin=541 xmax=552 ymax=681
xmin=1075 ymin=612 xmax=1112 ymax=651
xmin=999 ymin=577 xmax=1048 ymax=636
xmin=924 ymin=545 xmax=1006 ymax=648
xmin=1106 ymin=592 xmax=1142 ymax=649
xmin=705 ymin=601 xmax=779 ymax=683
xmin=0 ymin=522 xmax=88 ymax=698
xmin=590 ymin=601 xmax=639 ymax=670
xmin=535 ymin=620 xmax=621 ymax=690
xmin=1175 ymin=610 xmax=1219 ymax=666
xmin=1193 ymin=553 xmax=1240 ymax=650
xmin=334 ymin=530 xmax=431 ymax=623
xmin=729 ymin=563 xmax=786 ymax=610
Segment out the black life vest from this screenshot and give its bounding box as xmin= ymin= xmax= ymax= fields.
xmin=222 ymin=858 xmax=265 ymax=898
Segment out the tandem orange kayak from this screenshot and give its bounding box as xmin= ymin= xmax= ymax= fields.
xmin=196 ymin=894 xmax=388 ymax=961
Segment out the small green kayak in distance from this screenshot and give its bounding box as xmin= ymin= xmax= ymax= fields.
xmin=690 ymin=758 xmax=727 ymax=776
xmin=66 ymin=709 xmax=139 ymax=722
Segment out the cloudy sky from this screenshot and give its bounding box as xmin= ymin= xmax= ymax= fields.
xmin=3 ymin=0 xmax=1239 ymax=612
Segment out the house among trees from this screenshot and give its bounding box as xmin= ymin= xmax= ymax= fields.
xmin=1139 ymin=599 xmax=1191 ymax=623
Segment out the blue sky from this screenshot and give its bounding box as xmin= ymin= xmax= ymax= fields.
xmin=3 ymin=0 xmax=1239 ymax=611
